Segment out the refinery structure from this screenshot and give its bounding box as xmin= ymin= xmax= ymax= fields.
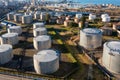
xmin=0 ymin=0 xmax=120 ymax=80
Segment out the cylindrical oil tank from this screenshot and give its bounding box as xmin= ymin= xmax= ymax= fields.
xmin=75 ymin=14 xmax=82 ymax=19
xmin=102 ymin=16 xmax=110 ymax=22
xmin=34 ymin=11 xmax=41 ymax=19
xmin=101 ymin=14 xmax=109 ymax=18
xmin=1 ymin=33 xmax=18 ymax=45
xmin=22 ymin=15 xmax=33 ymax=24
xmin=29 ymin=12 xmax=34 ymax=18
xmin=78 ymin=21 xmax=88 ymax=28
xmin=14 ymin=14 xmax=22 ymax=22
xmin=89 ymin=13 xmax=96 ymax=20
xmin=33 ymin=22 xmax=45 ymax=29
xmin=80 ymin=28 xmax=102 ymax=50
xmin=0 ymin=44 xmax=13 ymax=64
xmin=74 ymin=18 xmax=80 ymax=23
xmin=33 ymin=27 xmax=47 ymax=37
xmin=24 ymin=12 xmax=29 ymax=15
xmin=40 ymin=12 xmax=46 ymax=21
xmin=102 ymin=41 xmax=120 ymax=74
xmin=7 ymin=12 xmax=15 ymax=20
xmin=33 ymin=50 xmax=59 ymax=74
xmin=8 ymin=26 xmax=22 ymax=35
xmin=65 ymin=16 xmax=70 ymax=20
xmin=33 ymin=35 xmax=51 ymax=50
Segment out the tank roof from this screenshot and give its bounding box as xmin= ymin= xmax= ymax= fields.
xmin=14 ymin=14 xmax=22 ymax=16
xmin=101 ymin=14 xmax=109 ymax=18
xmin=34 ymin=50 xmax=58 ymax=62
xmin=23 ymin=15 xmax=32 ymax=17
xmin=82 ymin=28 xmax=101 ymax=34
xmin=0 ymin=44 xmax=12 ymax=53
xmin=34 ymin=22 xmax=44 ymax=25
xmin=9 ymin=26 xmax=21 ymax=29
xmin=34 ymin=35 xmax=50 ymax=41
xmin=2 ymin=33 xmax=18 ymax=38
xmin=107 ymin=41 xmax=120 ymax=52
xmin=34 ymin=27 xmax=46 ymax=31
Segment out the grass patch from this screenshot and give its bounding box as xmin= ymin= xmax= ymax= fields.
xmin=67 ymin=53 xmax=77 ymax=63
xmin=48 ymin=31 xmax=56 ymax=35
xmin=56 ymin=39 xmax=63 ymax=45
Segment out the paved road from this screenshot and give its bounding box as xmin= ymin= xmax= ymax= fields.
xmin=0 ymin=74 xmax=31 ymax=80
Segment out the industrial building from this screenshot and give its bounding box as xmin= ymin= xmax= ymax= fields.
xmin=8 ymin=26 xmax=22 ymax=35
xmin=33 ymin=35 xmax=51 ymax=50
xmin=80 ymin=28 xmax=102 ymax=50
xmin=33 ymin=27 xmax=47 ymax=37
xmin=33 ymin=50 xmax=59 ymax=74
xmin=0 ymin=33 xmax=19 ymax=45
xmin=102 ymin=41 xmax=120 ymax=74
xmin=0 ymin=44 xmax=13 ymax=64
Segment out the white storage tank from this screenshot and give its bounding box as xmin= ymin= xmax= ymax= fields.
xmin=29 ymin=12 xmax=34 ymax=18
xmin=40 ymin=12 xmax=46 ymax=21
xmin=34 ymin=11 xmax=41 ymax=19
xmin=33 ymin=35 xmax=51 ymax=50
xmin=0 ymin=44 xmax=13 ymax=64
xmin=101 ymin=14 xmax=110 ymax=22
xmin=74 ymin=18 xmax=80 ymax=23
xmin=102 ymin=16 xmax=110 ymax=22
xmin=24 ymin=12 xmax=29 ymax=15
xmin=101 ymin=14 xmax=109 ymax=18
xmin=8 ymin=26 xmax=22 ymax=35
xmin=102 ymin=41 xmax=120 ymax=74
xmin=0 ymin=33 xmax=19 ymax=45
xmin=33 ymin=50 xmax=59 ymax=74
xmin=33 ymin=22 xmax=45 ymax=29
xmin=33 ymin=27 xmax=47 ymax=37
xmin=89 ymin=13 xmax=96 ymax=20
xmin=14 ymin=14 xmax=22 ymax=22
xmin=7 ymin=12 xmax=15 ymax=20
xmin=80 ymin=28 xmax=102 ymax=50
xmin=22 ymin=15 xmax=33 ymax=24
xmin=75 ymin=14 xmax=82 ymax=19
